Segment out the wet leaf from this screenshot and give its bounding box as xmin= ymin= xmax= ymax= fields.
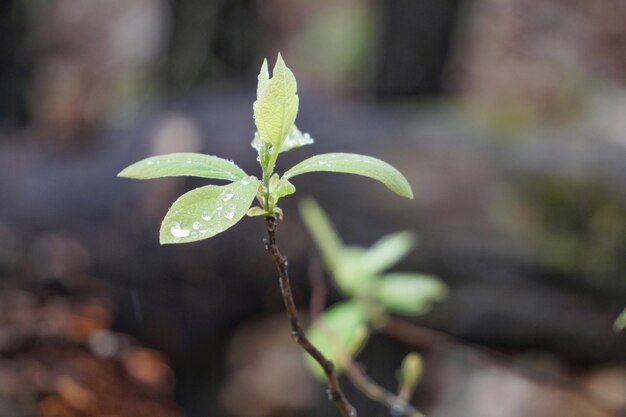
xmin=159 ymin=177 xmax=259 ymax=244
xmin=118 ymin=153 xmax=247 ymax=182
xmin=253 ymin=54 xmax=299 ymax=149
xmin=279 ymin=124 xmax=314 ymax=153
xmin=285 ymin=153 xmax=413 ymax=198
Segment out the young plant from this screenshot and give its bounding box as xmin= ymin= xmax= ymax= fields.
xmin=118 ymin=54 xmax=413 ymax=417
xmin=300 ymin=198 xmax=446 ymax=415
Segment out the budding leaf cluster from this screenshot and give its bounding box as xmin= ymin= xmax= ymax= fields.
xmin=118 ymin=54 xmax=413 ymax=245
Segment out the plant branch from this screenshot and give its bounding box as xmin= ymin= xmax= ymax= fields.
xmin=307 ymin=258 xmax=425 ymax=417
xmin=264 ymin=216 xmax=356 ymax=417
xmin=342 ymin=358 xmax=425 ymax=417
xmin=316 ymin=317 xmax=426 ymax=417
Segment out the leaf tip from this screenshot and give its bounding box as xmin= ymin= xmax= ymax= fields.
xmin=117 ymin=165 xmax=136 ymax=179
xmin=273 ymin=51 xmax=289 ymax=75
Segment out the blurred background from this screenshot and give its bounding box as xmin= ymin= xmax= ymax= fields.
xmin=0 ymin=0 xmax=625 ymax=416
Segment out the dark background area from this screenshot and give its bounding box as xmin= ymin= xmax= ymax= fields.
xmin=0 ymin=1 xmax=625 ymax=417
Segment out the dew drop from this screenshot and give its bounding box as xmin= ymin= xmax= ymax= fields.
xmin=225 ymin=210 xmax=235 ymax=220
xmin=221 ymin=192 xmax=234 ymax=201
xmin=170 ymin=223 xmax=190 ymax=238
xmin=216 ymin=206 xmax=223 ymax=211
xmin=191 ymin=232 xmax=198 ymax=238
xmin=147 ymin=161 xmax=154 ymax=166
xmin=192 ymin=221 xmax=201 ymax=230
xmin=201 ymin=211 xmax=212 ymax=221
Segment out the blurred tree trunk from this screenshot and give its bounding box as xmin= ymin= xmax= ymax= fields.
xmin=374 ymin=0 xmax=463 ymax=97
xmin=0 ymin=1 xmax=30 ymax=125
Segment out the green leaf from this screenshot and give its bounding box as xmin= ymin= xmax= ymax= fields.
xmin=253 ymin=54 xmax=299 ymax=149
xmin=118 ymin=153 xmax=247 ymax=182
xmin=376 ymin=273 xmax=447 ymax=315
xmin=614 ymin=308 xmax=626 ymax=333
xmin=279 ymin=124 xmax=314 ymax=153
xmin=285 ymin=153 xmax=414 ymax=199
xmin=361 ymin=231 xmax=417 ymax=274
xmin=299 ymin=197 xmax=344 ymax=270
xmin=246 ymin=206 xmax=267 ymax=217
xmin=306 ymin=300 xmax=369 ymax=380
xmin=159 ymin=177 xmax=260 ymax=244
xmin=274 ymin=178 xmax=296 ymax=199
xmin=398 ymin=353 xmax=423 ymax=393
xmin=250 ymin=132 xmax=263 ymax=152
xmin=256 ymin=58 xmax=269 ymax=98
xmin=333 ymin=246 xmax=377 ymax=297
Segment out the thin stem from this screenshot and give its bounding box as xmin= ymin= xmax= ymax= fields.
xmin=264 ymin=216 xmax=356 ymax=417
xmin=316 ymin=319 xmax=426 ymax=417
xmin=307 ymin=259 xmax=425 ymax=417
xmin=342 ymin=357 xmax=425 ymax=417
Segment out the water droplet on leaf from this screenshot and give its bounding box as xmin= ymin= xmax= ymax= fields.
xmin=170 ymin=223 xmax=190 ymax=238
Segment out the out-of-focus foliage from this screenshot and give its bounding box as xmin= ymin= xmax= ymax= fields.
xmin=304 ymin=300 xmax=369 ymax=378
xmin=516 ymin=175 xmax=626 ymax=295
xmin=614 ymin=308 xmax=626 ymax=333
xmin=300 ymin=197 xmax=447 ymax=379
xmin=398 ymin=352 xmax=423 ymax=395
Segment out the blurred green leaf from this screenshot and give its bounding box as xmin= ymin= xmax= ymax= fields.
xmin=614 ymin=308 xmax=626 ymax=333
xmin=333 ymin=246 xmax=377 ymax=297
xmin=299 ymin=197 xmax=345 ymax=270
xmin=118 ymin=153 xmax=247 ymax=182
xmin=361 ymin=231 xmax=417 ymax=274
xmin=285 ymin=153 xmax=413 ymax=198
xmin=398 ymin=352 xmax=423 ymax=394
xmin=306 ymin=300 xmax=369 ymax=380
xmin=159 ymin=177 xmax=259 ymax=244
xmin=253 ymin=53 xmax=299 ymax=149
xmin=376 ymin=273 xmax=447 ymax=315
xmin=299 ymin=199 xmax=416 ymax=297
